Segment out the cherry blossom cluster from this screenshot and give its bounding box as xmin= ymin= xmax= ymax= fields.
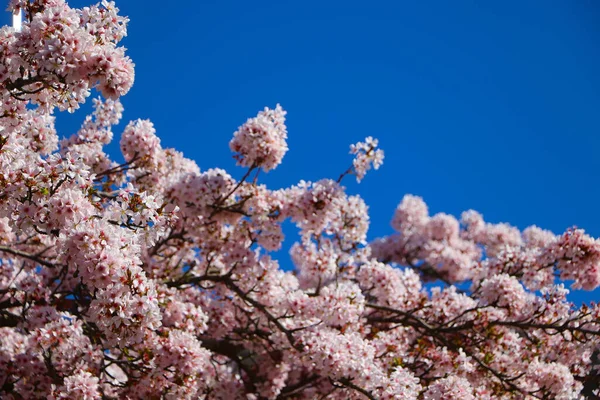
xmin=349 ymin=136 xmax=384 ymax=182
xmin=372 ymin=195 xmax=481 ymax=282
xmin=373 ymin=194 xmax=600 ymax=292
xmin=1 ymin=1 xmax=600 ymax=399
xmin=2 ymin=0 xmax=133 ymax=119
xmin=230 ymin=104 xmax=288 ymax=172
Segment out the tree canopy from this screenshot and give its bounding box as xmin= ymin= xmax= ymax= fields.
xmin=1 ymin=1 xmax=599 ymax=399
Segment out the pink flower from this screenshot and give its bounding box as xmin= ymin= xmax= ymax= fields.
xmin=349 ymin=136 xmax=384 ymax=182
xmin=230 ymin=104 xmax=288 ymax=172
xmin=57 ymin=370 xmax=101 ymax=400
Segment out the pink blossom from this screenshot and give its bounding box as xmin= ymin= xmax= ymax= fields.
xmin=0 ymin=2 xmax=599 ymax=399
xmin=525 ymin=359 xmax=582 ymax=399
xmin=423 ymin=376 xmax=476 ymax=400
xmin=56 ymin=370 xmax=101 ymax=400
xmin=349 ymin=136 xmax=384 ymax=182
xmin=230 ymin=104 xmax=288 ymax=172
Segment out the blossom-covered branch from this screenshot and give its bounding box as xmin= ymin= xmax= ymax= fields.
xmin=0 ymin=1 xmax=599 ymax=399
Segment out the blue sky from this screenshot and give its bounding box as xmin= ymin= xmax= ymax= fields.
xmin=5 ymin=1 xmax=600 ymax=302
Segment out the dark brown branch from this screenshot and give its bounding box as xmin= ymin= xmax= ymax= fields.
xmin=0 ymin=245 xmax=57 ymax=269
xmin=277 ymin=375 xmax=320 ymax=399
xmin=0 ymin=312 xmax=20 ymax=327
xmin=334 ymin=378 xmax=376 ymax=400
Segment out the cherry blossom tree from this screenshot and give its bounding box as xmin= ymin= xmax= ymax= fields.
xmin=1 ymin=1 xmax=599 ymax=399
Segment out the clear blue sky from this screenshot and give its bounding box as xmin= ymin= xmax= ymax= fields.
xmin=5 ymin=1 xmax=600 ymax=302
